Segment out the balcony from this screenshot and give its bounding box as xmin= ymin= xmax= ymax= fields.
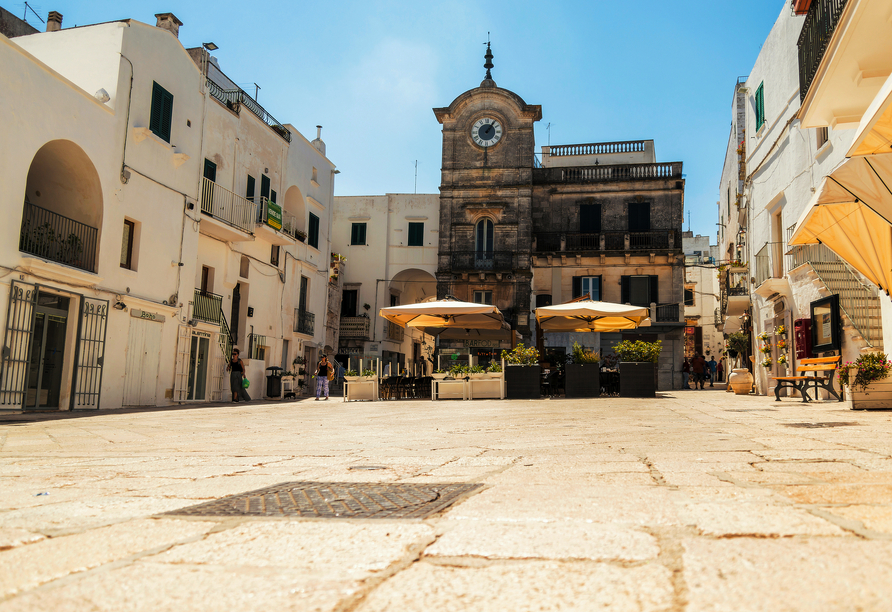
xmin=200 ymin=177 xmax=256 ymax=241
xmin=384 ymin=321 xmax=405 ymax=343
xmin=548 ymin=141 xmax=647 ymax=157
xmin=798 ymin=0 xmax=849 ymax=103
xmin=655 ymin=303 xmax=681 ymax=323
xmin=206 ymin=78 xmax=292 ymax=143
xmin=449 ymin=251 xmax=528 ymax=271
xmin=533 ymin=162 xmax=682 ymax=184
xmin=294 ymin=309 xmax=315 ymax=336
xmin=754 ymin=242 xmax=788 ymax=298
xmin=255 ymin=198 xmax=304 ymax=245
xmin=339 ymin=316 xmax=370 ymax=340
xmin=193 ymin=290 xmax=223 ymax=324
xmin=19 ymin=201 xmax=98 ymax=273
xmin=725 ymin=269 xmax=750 ymax=317
xmin=533 ymin=230 xmax=678 ymax=254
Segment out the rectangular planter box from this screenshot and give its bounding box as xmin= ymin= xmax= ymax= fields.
xmin=505 ymin=365 xmax=540 ymax=399
xmin=844 ymin=379 xmax=892 ymax=410
xmin=619 ymin=362 xmax=656 ymax=398
xmin=565 ymin=364 xmax=601 ymax=398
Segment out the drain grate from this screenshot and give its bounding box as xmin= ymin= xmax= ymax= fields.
xmin=165 ymin=482 xmax=483 ymax=519
xmin=784 ymin=422 xmax=858 ymax=429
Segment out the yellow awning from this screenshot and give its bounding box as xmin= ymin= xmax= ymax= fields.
xmin=789 ymin=155 xmax=892 ymax=294
xmin=848 ymin=72 xmax=892 ymax=158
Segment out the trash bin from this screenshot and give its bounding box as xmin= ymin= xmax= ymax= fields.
xmin=265 ymin=366 xmax=283 ymax=398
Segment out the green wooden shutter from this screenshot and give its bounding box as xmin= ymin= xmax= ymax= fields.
xmin=649 ymin=276 xmax=659 ymax=305
xmin=308 ymin=213 xmax=319 ymax=249
xmin=408 ymin=222 xmax=424 ymax=246
xmin=756 ymin=83 xmax=765 ymax=130
xmin=203 ymin=159 xmax=217 ymax=182
xmin=246 ymin=175 xmax=256 ymax=202
xmin=150 ymin=82 xmax=174 ymax=142
xmin=620 ymin=276 xmax=630 ymax=304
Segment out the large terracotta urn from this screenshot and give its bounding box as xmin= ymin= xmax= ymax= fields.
xmin=728 ymin=368 xmax=753 ymax=395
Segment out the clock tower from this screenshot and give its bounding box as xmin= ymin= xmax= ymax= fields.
xmin=433 ymin=43 xmax=541 ymax=339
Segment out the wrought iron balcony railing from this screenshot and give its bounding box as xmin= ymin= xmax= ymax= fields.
xmin=193 ymin=289 xmax=223 ymax=324
xmin=19 ymin=201 xmax=98 ymax=273
xmin=533 ymin=230 xmax=678 ymax=253
xmin=255 ymin=197 xmax=303 ymax=241
xmin=534 ymin=162 xmax=682 ymax=184
xmin=339 ymin=316 xmax=370 ymax=340
xmin=449 ymin=251 xmax=528 ymax=271
xmin=201 ymin=177 xmax=256 ymax=234
xmin=726 ymin=271 xmax=749 ymax=297
xmin=206 ymin=78 xmax=292 ymax=142
xmin=655 ymin=303 xmax=681 ymax=323
xmin=294 ymin=309 xmax=315 ymax=336
xmin=798 ymin=0 xmax=849 ymax=102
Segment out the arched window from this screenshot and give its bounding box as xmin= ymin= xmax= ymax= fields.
xmin=475 ymin=218 xmax=494 ymax=260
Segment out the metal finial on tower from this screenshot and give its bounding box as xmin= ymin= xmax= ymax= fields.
xmin=484 ymin=34 xmax=494 ymax=80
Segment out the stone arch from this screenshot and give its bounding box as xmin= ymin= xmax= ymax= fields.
xmin=389 ymin=268 xmax=437 ymax=306
xmin=283 ymin=185 xmax=306 ymax=233
xmin=22 ymin=140 xmax=102 ymax=272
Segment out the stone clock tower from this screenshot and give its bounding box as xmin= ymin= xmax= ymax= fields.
xmin=433 ymin=44 xmax=541 ymax=339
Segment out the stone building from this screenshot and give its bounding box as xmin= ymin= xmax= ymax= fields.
xmin=432 ymin=46 xmax=686 ymax=389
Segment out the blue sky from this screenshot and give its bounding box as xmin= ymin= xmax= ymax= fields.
xmin=12 ymin=0 xmax=785 ymax=240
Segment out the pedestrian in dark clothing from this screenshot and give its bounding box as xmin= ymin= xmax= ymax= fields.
xmin=708 ymin=357 xmax=718 ymax=387
xmin=226 ymin=348 xmax=245 ymax=402
xmin=691 ymin=354 xmax=707 ymax=390
xmin=682 ymin=359 xmax=691 ymax=389
xmin=716 ymin=360 xmax=724 ymax=382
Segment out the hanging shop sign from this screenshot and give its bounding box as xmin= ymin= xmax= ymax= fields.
xmin=130 ymin=309 xmax=165 ymax=323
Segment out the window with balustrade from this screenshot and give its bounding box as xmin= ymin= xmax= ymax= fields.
xmin=475 ymin=218 xmax=494 ymax=259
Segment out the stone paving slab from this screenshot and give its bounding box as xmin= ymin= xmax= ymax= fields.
xmin=2 ymin=392 xmax=892 ymax=610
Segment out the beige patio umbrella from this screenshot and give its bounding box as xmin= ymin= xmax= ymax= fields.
xmin=379 ymin=298 xmax=506 ymax=330
xmin=788 ymin=153 xmax=892 ymax=294
xmin=535 ymin=300 xmax=650 ymax=333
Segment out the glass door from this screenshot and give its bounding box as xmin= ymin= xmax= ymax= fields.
xmin=187 ymin=335 xmax=210 ymax=400
xmin=25 ymin=303 xmax=69 ymax=409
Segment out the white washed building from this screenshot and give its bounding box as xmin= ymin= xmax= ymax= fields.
xmin=0 ymin=12 xmax=335 ymax=410
xmin=682 ymin=233 xmax=722 ymax=362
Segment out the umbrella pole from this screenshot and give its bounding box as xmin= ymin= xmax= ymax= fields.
xmin=536 ymin=319 xmax=544 ymax=361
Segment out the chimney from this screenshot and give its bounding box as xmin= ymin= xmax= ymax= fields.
xmin=154 ymin=13 xmax=183 ymax=39
xmin=46 ymin=11 xmax=63 ymax=32
xmin=312 ymin=125 xmax=326 ymax=155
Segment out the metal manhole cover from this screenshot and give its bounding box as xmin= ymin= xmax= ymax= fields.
xmin=165 ymin=482 xmax=483 ymax=519
xmin=784 ymin=422 xmax=858 ymax=429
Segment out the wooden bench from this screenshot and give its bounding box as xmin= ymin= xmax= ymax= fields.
xmin=772 ymin=356 xmax=842 ymax=403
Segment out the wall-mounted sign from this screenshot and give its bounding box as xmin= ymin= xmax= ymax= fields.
xmin=130 ymin=309 xmax=165 ymax=323
xmin=265 ymin=201 xmax=283 ymax=230
xmin=462 ymin=340 xmax=504 ymax=348
xmin=338 ymin=347 xmax=363 ymax=354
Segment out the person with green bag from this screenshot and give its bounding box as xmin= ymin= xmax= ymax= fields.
xmin=226 ymin=348 xmax=245 ymax=403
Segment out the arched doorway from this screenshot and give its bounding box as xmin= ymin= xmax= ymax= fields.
xmin=380 ymin=268 xmax=437 ymax=376
xmin=282 ymin=185 xmax=306 ymax=240
xmin=21 ymin=140 xmax=103 ymax=272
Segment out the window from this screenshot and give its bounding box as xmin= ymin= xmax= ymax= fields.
xmin=572 ymin=276 xmax=601 ymax=300
xmin=299 ymin=276 xmax=309 ymax=312
xmin=260 ymin=174 xmax=271 ymax=201
xmin=203 ymin=159 xmax=217 ymax=182
xmin=755 ymin=83 xmax=765 ymax=131
xmin=408 ymin=222 xmax=424 ymax=246
xmin=473 ymin=290 xmax=493 ymax=305
xmin=120 ymin=220 xmax=136 ymax=269
xmin=475 ymin=218 xmax=494 ymax=257
xmin=816 ymin=127 xmax=829 ymax=149
xmin=270 ymin=245 xmax=280 ymax=266
xmin=341 ymin=289 xmax=358 ymax=317
xmin=200 ymin=266 xmax=213 ymax=294
xmin=308 ymin=213 xmax=320 ymax=249
xmin=239 ymin=255 xmax=250 ymax=279
xmin=628 ymin=202 xmax=650 ymax=232
xmin=150 ymin=82 xmax=174 ymax=142
xmin=621 ymin=275 xmax=658 ymax=307
xmin=246 ymin=175 xmax=256 ymax=202
xmin=580 ymin=204 xmax=601 ymax=233
xmin=311 ymin=167 xmax=318 ymax=183
xmin=390 ymin=294 xmax=399 ymax=307
xmin=684 ymin=287 xmax=695 ymax=306
xmin=535 ymin=294 xmax=553 ymax=308
xmin=351 ymin=223 xmax=367 ymax=245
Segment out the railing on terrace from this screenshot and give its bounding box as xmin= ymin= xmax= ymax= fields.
xmin=201 ymin=177 xmax=256 ymax=234
xmin=533 ymin=231 xmax=678 ymax=252
xmin=248 ymin=333 xmax=266 ymax=360
xmin=385 ymin=321 xmax=405 ymax=343
xmin=754 ymin=242 xmax=785 ymax=287
xmin=294 ymin=309 xmax=315 ymax=336
xmin=256 ymin=197 xmax=303 ymax=241
xmin=19 ymin=201 xmax=98 ymax=273
xmin=798 ymin=0 xmax=849 ymax=102
xmin=727 ymin=271 xmax=749 ymax=297
xmin=450 ymin=251 xmax=528 ymax=270
xmin=206 ymin=79 xmax=292 ymax=143
xmin=655 ymin=303 xmax=680 ymax=323
xmin=193 ymin=290 xmax=223 ymax=324
xmin=339 ymin=316 xmax=370 ymax=340
xmin=534 ymin=162 xmax=682 ymax=184
xmin=548 ymin=141 xmax=646 ymax=156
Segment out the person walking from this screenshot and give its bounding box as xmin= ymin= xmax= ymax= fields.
xmin=226 ymin=348 xmax=245 ymax=403
xmin=314 ymin=355 xmax=331 ymax=401
xmin=691 ymin=353 xmax=706 ymax=390
xmin=708 ymin=357 xmax=718 ymax=387
xmin=682 ymin=358 xmax=691 ymax=390
xmin=716 ymin=359 xmax=724 ymax=382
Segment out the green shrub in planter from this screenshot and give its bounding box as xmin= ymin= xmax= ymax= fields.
xmin=614 ymin=340 xmax=661 ymax=397
xmin=613 ymin=340 xmax=661 ymax=363
xmin=501 ymin=343 xmax=539 ymax=366
xmin=501 ymin=344 xmax=540 ymax=398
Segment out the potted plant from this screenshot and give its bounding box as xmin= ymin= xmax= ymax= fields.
xmin=449 ymin=363 xmax=468 ymax=379
xmin=468 ymin=364 xmax=488 ymax=379
xmin=486 ymin=361 xmax=503 ymax=377
xmin=361 ymin=368 xmax=377 ymax=381
xmin=613 ymin=340 xmax=661 ymax=397
xmin=432 ymin=369 xmax=448 ymax=380
xmin=761 ymin=357 xmax=773 ymax=367
xmin=840 ymin=352 xmax=892 ymax=410
xmin=727 ymin=332 xmax=754 ymax=395
xmin=344 ymin=369 xmax=361 ymax=382
xmin=565 ymin=341 xmax=600 ymax=398
xmin=501 ymin=343 xmax=540 ymax=399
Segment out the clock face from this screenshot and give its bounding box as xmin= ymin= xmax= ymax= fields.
xmin=471 ymin=117 xmax=503 ymax=147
